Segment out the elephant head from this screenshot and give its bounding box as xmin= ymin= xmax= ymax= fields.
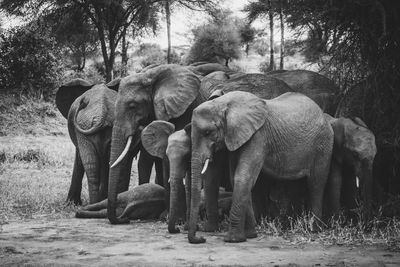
xmin=141 ymin=120 xmax=191 ymax=233
xmin=326 ymin=114 xmax=377 ymax=211
xmin=107 ymin=64 xmax=201 ymax=224
xmin=189 ymin=91 xmax=268 ymax=243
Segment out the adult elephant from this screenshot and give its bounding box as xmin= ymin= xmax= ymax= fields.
xmin=56 ymin=79 xmax=118 ymax=204
xmin=56 ymin=78 xmax=161 ymax=205
xmin=188 ymin=91 xmax=333 ymax=243
xmin=107 ymin=64 xmax=201 ymax=224
xmin=141 ymin=120 xmax=231 ymax=234
xmin=325 ymin=115 xmax=377 ymax=214
xmin=267 ymin=69 xmax=339 ymax=115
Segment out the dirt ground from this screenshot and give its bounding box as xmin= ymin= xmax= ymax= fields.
xmin=0 ymin=218 xmax=399 ymax=266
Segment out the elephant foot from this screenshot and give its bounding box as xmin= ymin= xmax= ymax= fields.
xmin=224 ymin=231 xmax=247 ymax=243
xmin=245 ymin=228 xmax=258 ymax=239
xmin=188 ymin=235 xmax=206 ymax=244
xmin=65 ymin=196 xmax=82 ymax=206
xmin=168 ymin=225 xmax=180 ymax=234
xmin=203 ymin=221 xmax=218 ymax=232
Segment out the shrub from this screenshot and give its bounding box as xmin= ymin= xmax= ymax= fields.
xmin=0 ymin=26 xmax=64 ymax=100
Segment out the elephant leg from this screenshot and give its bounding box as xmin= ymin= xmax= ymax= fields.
xmin=138 ymin=147 xmax=154 ymax=185
xmin=118 ymin=151 xmax=135 ymax=193
xmin=225 ymin=139 xmax=265 ymax=243
xmin=245 ymin=196 xmax=257 ymax=238
xmin=154 ymin=158 xmax=164 ymax=186
xmin=184 ymin=172 xmax=191 ymax=230
xmin=77 ymin=136 xmax=101 ymax=204
xmin=98 ymin=152 xmax=110 ymax=201
xmin=203 ymin=162 xmax=220 ymax=232
xmin=307 ymin=153 xmax=330 ymax=230
xmin=326 ymin=160 xmax=342 ymax=217
xmin=66 ymin=149 xmax=84 ymax=205
xmin=341 ymin=165 xmax=357 ymax=210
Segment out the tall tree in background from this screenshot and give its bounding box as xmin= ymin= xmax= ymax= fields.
xmin=279 ymin=0 xmax=284 ymax=69
xmin=245 ymin=0 xmax=280 ymax=71
xmin=0 ymin=0 xmax=163 ymax=81
xmin=268 ymin=0 xmax=275 ymax=70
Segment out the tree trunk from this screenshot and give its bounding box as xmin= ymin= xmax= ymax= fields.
xmin=279 ymin=0 xmax=284 ymax=70
xmin=121 ymin=28 xmax=129 ymax=77
xmin=165 ymin=0 xmax=171 ymax=64
xmin=268 ymin=0 xmax=275 ymax=71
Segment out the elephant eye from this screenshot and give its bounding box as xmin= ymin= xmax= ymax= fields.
xmin=128 ymin=102 xmax=136 ymax=109
xmin=204 ymin=130 xmax=211 ymax=136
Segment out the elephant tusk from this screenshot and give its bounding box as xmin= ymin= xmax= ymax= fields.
xmin=356 ymin=176 xmax=359 ymax=188
xmin=110 ymin=136 xmax=132 ymax=168
xmin=201 ymin=158 xmax=210 ymax=174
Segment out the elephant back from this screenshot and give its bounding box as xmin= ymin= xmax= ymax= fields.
xmin=72 ymin=85 xmax=117 ymax=132
xmin=211 ymin=73 xmax=292 ymax=100
xmin=189 ymin=62 xmax=232 ymax=76
xmin=268 ymin=70 xmax=339 ymax=114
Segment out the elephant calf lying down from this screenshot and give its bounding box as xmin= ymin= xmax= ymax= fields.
xmin=76 ymin=183 xmax=232 ymax=222
xmin=75 ymin=183 xmax=166 ymax=220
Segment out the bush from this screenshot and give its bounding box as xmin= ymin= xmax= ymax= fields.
xmin=259 ymin=61 xmax=271 ymax=73
xmin=0 ymin=27 xmax=64 ymax=100
xmin=62 ymin=66 xmax=105 ymax=84
xmin=136 ymin=43 xmax=182 ymax=68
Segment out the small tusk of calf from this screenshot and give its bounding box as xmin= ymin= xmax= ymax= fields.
xmin=201 ymin=158 xmax=210 ymax=174
xmin=356 ymin=176 xmax=360 ymax=188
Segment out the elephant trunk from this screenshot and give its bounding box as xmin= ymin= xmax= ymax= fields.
xmin=359 ymin=161 xmax=373 ymax=212
xmin=168 ymin=166 xmax=187 ymax=234
xmin=188 ymin=153 xmax=206 ymax=243
xmin=107 ymin=126 xmax=131 ymax=224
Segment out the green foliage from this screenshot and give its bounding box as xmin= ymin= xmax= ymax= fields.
xmin=186 ymin=10 xmax=242 ymax=65
xmin=0 ymin=26 xmax=64 ymax=99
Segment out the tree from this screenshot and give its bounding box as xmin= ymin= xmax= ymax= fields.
xmin=245 ymin=0 xmax=280 ymax=71
xmin=162 ymin=0 xmax=216 ymax=63
xmin=239 ymin=23 xmax=256 ymax=56
xmin=278 ymin=0 xmax=284 ymax=69
xmin=186 ymin=9 xmax=242 ymax=66
xmin=0 ymin=0 xmax=162 ymax=82
xmin=0 ymin=26 xmax=63 ymax=99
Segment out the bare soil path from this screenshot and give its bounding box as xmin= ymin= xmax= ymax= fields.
xmin=1 ymin=218 xmax=399 ymax=266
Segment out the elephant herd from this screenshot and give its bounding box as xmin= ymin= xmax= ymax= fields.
xmin=56 ymin=63 xmax=377 ymax=244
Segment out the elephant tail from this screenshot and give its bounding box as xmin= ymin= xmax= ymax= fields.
xmin=118 ymin=199 xmax=166 ymax=220
xmin=75 ymin=209 xmax=107 ymax=218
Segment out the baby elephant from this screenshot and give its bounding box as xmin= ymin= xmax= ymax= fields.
xmin=325 ymin=114 xmax=377 ymax=215
xmin=141 ymin=121 xmax=231 ymax=234
xmin=75 ymin=183 xmax=166 ymax=220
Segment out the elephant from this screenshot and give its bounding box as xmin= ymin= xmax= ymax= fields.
xmin=267 ymin=69 xmax=339 ymax=115
xmin=56 ymin=78 xmax=161 ymax=205
xmin=324 ymin=114 xmax=377 ymax=215
xmin=75 ymin=183 xmax=165 ymax=219
xmin=188 ymin=91 xmax=333 ymax=243
xmin=188 ymin=62 xmax=232 ymax=76
xmin=141 ymin=120 xmax=232 ymax=234
xmin=107 ymin=64 xmax=203 ymax=224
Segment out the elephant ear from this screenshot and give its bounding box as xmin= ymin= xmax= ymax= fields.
xmin=106 ymin=77 xmax=121 ymax=92
xmin=146 ymin=65 xmax=200 ymax=121
xmin=208 ymin=89 xmax=224 ymax=100
xmin=56 ymin=78 xmax=94 ymax=119
xmin=141 ymin=120 xmax=175 ymax=158
xmin=223 ymin=91 xmax=268 ymax=151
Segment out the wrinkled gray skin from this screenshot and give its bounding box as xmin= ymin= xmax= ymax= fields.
xmin=325 ymin=114 xmax=377 ymax=215
xmin=267 ymin=70 xmax=339 ymax=115
xmin=56 ymin=79 xmax=161 ymax=205
xmin=141 ymin=120 xmax=231 ymax=234
xmin=107 ymin=64 xmax=202 ymax=224
xmin=75 ymin=183 xmax=165 ymax=220
xmin=56 ymin=80 xmax=117 ymax=204
xmin=189 ymin=91 xmax=333 ymax=243
xmin=188 ymin=62 xmax=233 ymax=76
